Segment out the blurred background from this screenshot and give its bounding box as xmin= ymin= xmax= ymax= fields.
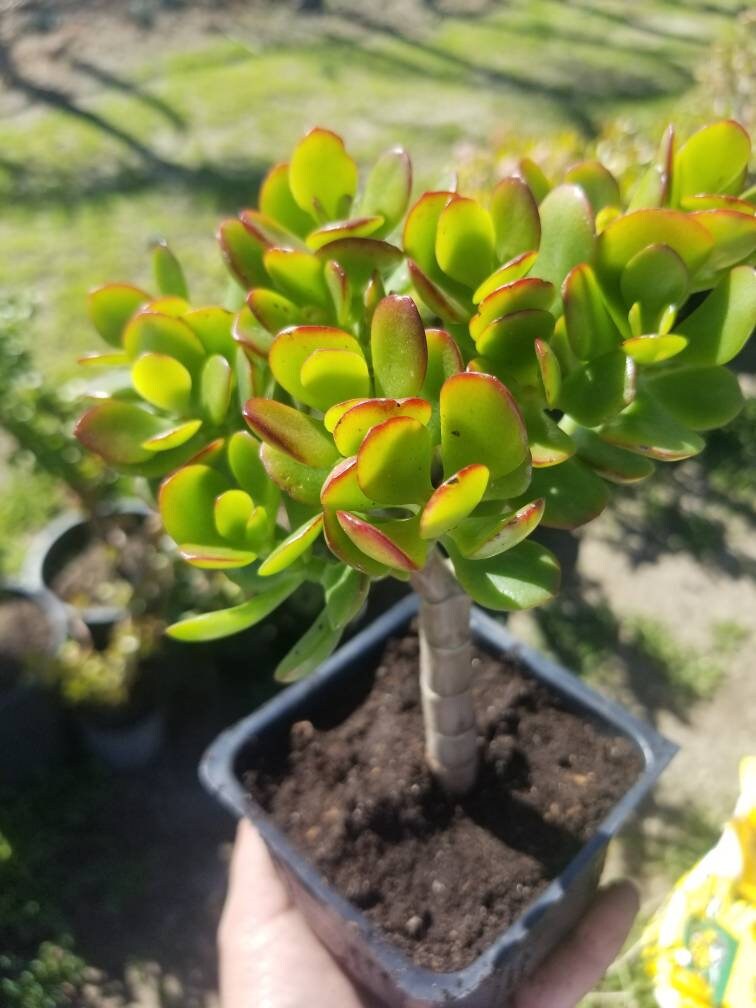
xmin=0 ymin=1 xmax=753 ymax=1005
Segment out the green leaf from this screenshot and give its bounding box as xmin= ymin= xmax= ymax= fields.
xmin=337 ymin=512 xmax=426 ymax=572
xmin=628 ymin=124 xmax=675 ymax=211
xmin=622 ymin=334 xmax=687 ymax=364
xmin=524 ymin=407 xmax=575 ymax=468
xmin=490 ymin=177 xmax=540 ymax=263
xmin=88 ymin=283 xmax=150 ymax=348
xmin=515 ymin=459 xmax=610 ymax=529
xmin=159 ymin=463 xmax=227 ymax=545
xmin=561 ymin=418 xmax=654 ymax=484
xmin=564 ymin=161 xmax=620 ymax=213
xmin=227 ymin=430 xmax=267 ymax=498
xmin=123 ymin=312 xmax=205 ymax=373
xmin=484 ymin=457 xmax=533 ymax=500
xmin=356 ymin=415 xmax=433 ymax=505
xmin=440 ymin=372 xmax=528 ymax=479
xmin=315 ymin=238 xmax=403 ymax=288
xmin=214 ymin=489 xmax=255 ymax=542
xmin=645 ymin=365 xmax=744 ymax=432
xmin=371 ymin=295 xmax=428 ymax=398
xmin=357 ymin=146 xmax=412 ymax=236
xmin=535 ymin=338 xmax=561 ymax=406
xmin=403 ymin=190 xmax=454 ymax=276
xmin=450 ymin=498 xmax=544 ymax=559
xmin=448 ymin=539 xmax=560 ymax=611
xmin=475 ymin=309 xmax=554 ymax=384
xmin=200 ymin=354 xmax=233 ymax=425
xmin=260 ymin=443 xmax=328 ymax=505
xmin=325 ymin=566 xmax=370 ymax=629
xmin=247 ymin=288 xmax=301 ymax=334
xmin=268 ymin=325 xmax=364 ymax=409
xmin=563 ymin=263 xmax=621 ymax=357
xmin=672 ymin=120 xmax=751 ymax=204
xmin=515 ymin=158 xmax=551 ymax=203
xmin=322 ymin=509 xmax=389 ymax=576
xmin=74 ymin=400 xmax=166 ymax=465
xmin=132 ymin=352 xmax=192 ymax=414
xmin=332 ymin=397 xmax=431 ymax=456
xmin=217 ymin=218 xmax=268 ymax=288
xmin=289 ymin=127 xmax=358 ymax=221
xmin=259 ymin=513 xmax=324 ymax=576
xmin=407 ymin=261 xmax=470 ymax=323
xmin=275 ymin=614 xmax=342 ymax=683
xmin=598 ymin=392 xmax=705 ymax=461
xmin=259 ymin=161 xmax=314 ymax=237
xmin=435 ymin=196 xmax=496 ymax=288
xmin=324 ymin=260 xmax=350 ymax=327
xmin=263 ymin=248 xmax=329 ymax=307
xmin=232 ymin=305 xmax=275 ymax=359
xmin=620 ymin=243 xmax=689 ymax=329
xmin=142 ymin=418 xmax=203 ymax=453
xmin=306 ymin=216 xmax=385 ymax=252
xmin=420 ymin=464 xmax=489 ymax=539
xmin=531 ymin=184 xmax=595 ymax=293
xmin=559 ymin=351 xmax=634 ymax=428
xmin=422 ymin=327 xmax=463 ymax=402
xmin=152 ymin=240 xmax=189 ymax=299
xmin=471 ymin=278 xmax=555 ymax=340
xmin=691 ymin=209 xmax=756 ymax=274
xmin=675 ymin=266 xmax=756 ymax=366
xmin=300 ymin=349 xmax=371 ymax=411
xmin=185 ymin=307 xmax=236 ymax=359
xmin=321 ymin=457 xmax=375 ymax=510
xmin=473 ymin=251 xmax=538 ymax=303
xmin=244 ymin=397 xmax=338 ymax=468
xmin=167 ymin=575 xmax=302 ymax=642
xmin=178 ymin=544 xmax=258 ymax=570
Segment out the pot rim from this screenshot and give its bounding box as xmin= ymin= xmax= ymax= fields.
xmin=200 ymin=594 xmax=677 ymax=998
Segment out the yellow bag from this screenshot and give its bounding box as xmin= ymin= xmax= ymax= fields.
xmin=642 ymin=757 xmax=756 ymax=1008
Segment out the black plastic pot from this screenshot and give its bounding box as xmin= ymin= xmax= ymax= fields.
xmin=0 ymin=582 xmax=69 ymax=785
xmin=201 ymin=595 xmax=676 ymax=1008
xmin=23 ymin=499 xmax=152 ymax=645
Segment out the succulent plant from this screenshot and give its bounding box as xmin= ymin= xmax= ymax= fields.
xmin=75 ymin=122 xmax=756 ymax=794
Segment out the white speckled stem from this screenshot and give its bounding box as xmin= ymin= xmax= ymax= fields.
xmin=410 ymin=549 xmax=477 ymax=795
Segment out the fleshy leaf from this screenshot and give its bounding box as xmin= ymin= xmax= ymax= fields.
xmin=259 ymin=514 xmax=324 ymax=576
xmin=324 ymin=566 xmax=370 ymax=629
xmin=515 ymin=459 xmax=610 ymax=529
xmin=475 ymin=310 xmax=554 ymax=383
xmin=524 ymin=408 xmax=575 ymax=468
xmin=88 ymin=284 xmax=150 ymax=348
xmin=167 ymin=575 xmax=302 ymax=642
xmin=435 ymin=196 xmax=496 ymax=288
xmin=123 ymin=312 xmax=205 ymax=372
xmin=217 ymin=218 xmax=268 ymax=288
xmin=159 ymin=464 xmax=227 ymax=546
xmin=563 ymin=263 xmax=621 ymax=357
xmin=675 ymin=266 xmax=756 ymax=366
xmin=357 ymin=146 xmax=412 ymax=236
xmin=233 ymin=304 xmax=275 ymax=359
xmin=490 ymin=177 xmax=540 ymax=263
xmin=473 ymin=251 xmax=538 ymax=303
xmin=247 ymin=288 xmax=300 ymax=334
xmin=422 ymin=328 xmax=463 ymax=402
xmin=620 ymin=243 xmax=689 ymax=330
xmin=484 ymin=457 xmax=533 ymax=501
xmin=448 ymin=539 xmax=560 ymax=611
xmin=200 ymin=354 xmax=233 ymax=425
xmin=268 ymin=325 xmax=363 ymax=409
xmin=691 ymin=210 xmax=756 ymax=273
xmin=132 ymin=352 xmax=192 ymax=414
xmin=371 ymin=295 xmax=428 ymax=398
xmin=260 ymin=443 xmax=328 ymax=505
xmin=263 ymin=248 xmax=329 ymax=306
xmin=622 ymin=334 xmax=687 ymax=364
xmin=214 ymin=490 xmax=255 ymax=542
xmin=185 ymin=307 xmax=236 ymax=359
xmin=407 ymin=261 xmax=469 ymax=323
xmin=356 ymin=416 xmax=433 ymax=505
xmin=300 ymin=349 xmax=371 ymax=411
xmin=315 ymin=238 xmax=403 ymax=287
xmin=275 ymin=614 xmax=342 ymax=683
xmin=403 ymin=190 xmax=455 ymax=275
xmin=559 ymin=351 xmax=635 ymax=428
xmin=142 ymin=419 xmax=202 ymax=453
xmin=515 ymin=158 xmax=551 ymax=203
xmin=320 ymin=457 xmax=374 ymax=510
xmin=322 ymin=509 xmax=389 ymax=576
xmin=645 ymin=365 xmax=744 ymax=431
xmin=564 ymin=161 xmax=620 ymax=213
xmin=450 ymin=499 xmax=544 ymax=559
xmin=561 ymin=418 xmax=654 ymax=484
xmin=471 ymin=278 xmax=555 ymax=339
xmin=244 ymin=398 xmax=338 ymax=468
xmin=337 ymin=512 xmax=426 ymax=572
xmin=333 ymin=397 xmax=431 ymax=456
xmin=152 ymin=240 xmax=188 ymax=299
xmin=324 ymin=260 xmax=350 ymax=326
xmin=535 ymin=338 xmax=561 ymax=406
xmin=598 ymin=392 xmax=705 ymax=461
xmin=259 ymin=162 xmax=314 ymax=237
xmin=420 ymin=464 xmax=489 ymax=539
xmin=289 ymin=128 xmax=358 ymax=221
xmin=531 ymin=185 xmax=595 ymax=293
xmin=75 ymin=401 xmax=166 ymax=465
xmin=440 ymin=372 xmax=528 ymax=479
xmin=227 ymin=430 xmax=267 ymax=498
xmin=672 ymin=120 xmax=751 ymax=204
xmin=306 ymin=216 xmax=385 ymax=252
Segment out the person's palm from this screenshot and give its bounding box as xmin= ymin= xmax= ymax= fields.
xmin=220 ymin=821 xmax=638 ymax=1008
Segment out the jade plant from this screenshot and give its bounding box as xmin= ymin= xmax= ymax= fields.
xmin=75 ymin=123 xmax=756 ymax=794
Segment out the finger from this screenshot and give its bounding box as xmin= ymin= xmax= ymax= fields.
xmin=514 ymin=880 xmax=639 ymax=1008
xmin=220 ymin=819 xmax=291 ymax=938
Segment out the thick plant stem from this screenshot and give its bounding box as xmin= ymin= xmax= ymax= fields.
xmin=410 ymin=549 xmax=477 ymax=795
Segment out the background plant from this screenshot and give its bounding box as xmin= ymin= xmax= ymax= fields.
xmin=74 ymin=121 xmax=756 ymax=794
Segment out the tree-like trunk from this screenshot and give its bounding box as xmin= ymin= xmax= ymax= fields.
xmin=410 ymin=549 xmax=478 ymax=794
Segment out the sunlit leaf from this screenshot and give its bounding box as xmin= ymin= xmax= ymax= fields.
xmin=448 ymin=539 xmax=560 ymax=611
xmin=420 ymin=464 xmax=489 ymax=539
xmin=259 ymin=513 xmax=324 ymax=576
xmin=289 ymin=127 xmax=358 ymax=220
xmin=167 ymin=575 xmax=302 ymax=642
xmin=371 ymin=294 xmax=427 ymax=397
xmin=356 ymin=415 xmax=433 ymax=505
xmin=244 ymin=397 xmax=338 ymax=468
xmin=88 ymin=283 xmax=150 ymax=348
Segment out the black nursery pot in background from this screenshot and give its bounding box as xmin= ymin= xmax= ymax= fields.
xmin=201 ymin=596 xmax=676 ymax=1008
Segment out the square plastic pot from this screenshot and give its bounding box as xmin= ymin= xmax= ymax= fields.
xmin=200 ymin=595 xmax=677 ymax=1008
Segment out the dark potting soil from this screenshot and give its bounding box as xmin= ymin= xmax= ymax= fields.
xmin=0 ymin=598 xmax=52 ymax=692
xmin=246 ymin=625 xmax=643 ymax=972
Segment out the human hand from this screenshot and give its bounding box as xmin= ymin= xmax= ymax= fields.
xmin=219 ymin=820 xmax=639 ymax=1008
